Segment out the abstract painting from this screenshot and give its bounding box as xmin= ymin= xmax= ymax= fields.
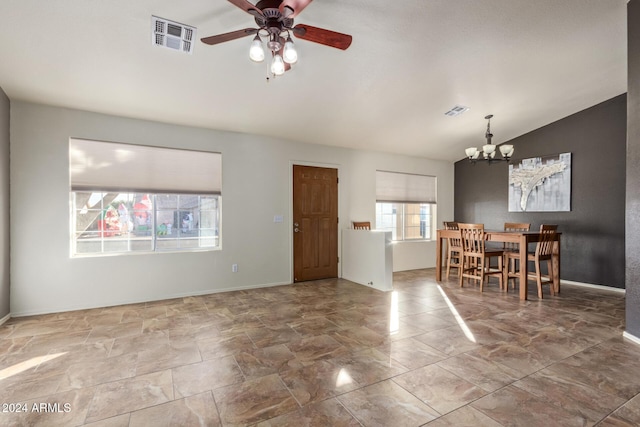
xmin=508 ymin=152 xmax=571 ymax=212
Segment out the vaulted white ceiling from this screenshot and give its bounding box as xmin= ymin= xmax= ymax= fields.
xmin=0 ymin=0 xmax=628 ymax=161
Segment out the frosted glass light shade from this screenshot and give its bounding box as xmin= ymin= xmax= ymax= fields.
xmin=483 ymin=144 xmax=496 ymax=155
xmin=283 ymin=39 xmax=298 ymax=64
xmin=499 ymin=144 xmax=514 ymax=157
xmin=249 ymin=37 xmax=265 ymax=62
xmin=465 ymin=147 xmax=478 ymax=158
xmin=271 ymin=54 xmax=285 ymax=75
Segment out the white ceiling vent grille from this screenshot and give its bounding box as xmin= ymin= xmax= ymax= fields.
xmin=444 ymin=105 xmax=470 ymax=117
xmin=152 ymin=16 xmax=196 ymax=54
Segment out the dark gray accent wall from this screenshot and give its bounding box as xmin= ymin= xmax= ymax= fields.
xmin=455 ymin=94 xmax=626 ymax=288
xmin=0 ymin=86 xmax=9 ymax=319
xmin=626 ymin=0 xmax=640 ymax=337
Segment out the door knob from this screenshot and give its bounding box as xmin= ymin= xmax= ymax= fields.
xmin=294 ymin=227 xmax=300 ymax=233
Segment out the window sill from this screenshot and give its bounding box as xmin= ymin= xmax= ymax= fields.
xmin=71 ymin=247 xmax=221 ymax=258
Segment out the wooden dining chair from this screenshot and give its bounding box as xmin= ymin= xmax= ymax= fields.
xmin=458 ymin=223 xmax=504 ymax=291
xmin=505 ymin=224 xmax=558 ymax=298
xmin=503 ymin=222 xmax=531 ymax=290
xmin=443 ymin=222 xmax=461 ymax=279
xmin=530 ymin=224 xmax=558 ymax=298
xmin=352 ymin=221 xmax=371 ymax=230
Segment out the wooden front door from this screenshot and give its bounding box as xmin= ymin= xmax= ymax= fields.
xmin=293 ymin=165 xmax=338 ymax=282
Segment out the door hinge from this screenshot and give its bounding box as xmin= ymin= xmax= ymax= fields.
xmin=337 ymin=177 xmax=339 ymax=184
xmin=337 ymin=217 xmax=339 ymax=224
xmin=337 ymin=256 xmax=340 ymax=263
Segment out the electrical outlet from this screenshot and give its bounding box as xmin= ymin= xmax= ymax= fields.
xmin=232 ymin=264 xmax=238 ymax=273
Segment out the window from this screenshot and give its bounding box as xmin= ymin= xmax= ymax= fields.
xmin=69 ymin=139 xmax=221 ymax=256
xmin=375 ymin=171 xmax=436 ymax=241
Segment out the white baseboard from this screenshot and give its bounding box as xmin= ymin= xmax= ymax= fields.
xmin=561 ymin=280 xmax=625 ymax=294
xmin=0 ymin=313 xmax=10 ymax=326
xmin=10 ymin=281 xmax=292 ymax=318
xmin=623 ymin=331 xmax=640 ymax=346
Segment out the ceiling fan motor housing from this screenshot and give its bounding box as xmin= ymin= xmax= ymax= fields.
xmin=255 ymin=0 xmax=294 ymax=33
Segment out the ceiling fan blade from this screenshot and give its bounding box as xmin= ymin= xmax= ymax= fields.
xmin=293 ymin=24 xmax=352 ymax=50
xmin=227 ymin=0 xmax=264 ymax=17
xmin=200 ymin=28 xmax=258 ymax=45
xmin=280 ymin=0 xmax=313 ymax=18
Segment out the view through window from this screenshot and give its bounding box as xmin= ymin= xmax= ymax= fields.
xmin=69 ymin=139 xmax=221 ymax=256
xmin=375 ymin=202 xmax=433 ymax=240
xmin=72 ymin=192 xmax=219 ymax=254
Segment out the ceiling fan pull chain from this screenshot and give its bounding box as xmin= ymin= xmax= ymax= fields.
xmin=265 ymin=59 xmax=271 ymax=83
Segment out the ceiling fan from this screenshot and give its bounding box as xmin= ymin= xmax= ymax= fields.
xmin=201 ymin=0 xmax=352 ymax=77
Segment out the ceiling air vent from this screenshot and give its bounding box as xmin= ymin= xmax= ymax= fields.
xmin=444 ymin=105 xmax=470 ymax=117
xmin=152 ymin=16 xmax=196 ymax=54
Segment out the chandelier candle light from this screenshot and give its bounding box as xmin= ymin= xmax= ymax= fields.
xmin=465 ymin=115 xmax=514 ymax=163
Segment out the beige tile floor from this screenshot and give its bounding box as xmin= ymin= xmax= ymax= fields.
xmin=0 ymin=269 xmax=637 ymax=426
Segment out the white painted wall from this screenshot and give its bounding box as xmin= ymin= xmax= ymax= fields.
xmin=9 ymin=101 xmax=454 ymax=316
xmin=341 ymin=230 xmax=393 ymax=292
xmin=345 ymin=150 xmax=452 ymax=272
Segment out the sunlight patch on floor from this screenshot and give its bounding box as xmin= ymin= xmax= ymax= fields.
xmin=0 ymin=352 xmax=67 ymax=381
xmin=437 ymin=285 xmax=476 ymax=343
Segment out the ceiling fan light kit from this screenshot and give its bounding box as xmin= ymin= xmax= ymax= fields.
xmin=270 ymin=53 xmax=286 ymax=75
xmin=249 ymin=35 xmax=266 ymax=62
xmin=201 ymin=0 xmax=352 ymax=79
xmin=465 ymin=115 xmax=514 ymax=164
xmin=283 ymin=36 xmax=298 ymax=63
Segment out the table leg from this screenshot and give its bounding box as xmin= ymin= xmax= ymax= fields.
xmin=553 ymin=235 xmax=561 ymax=294
xmin=519 ymin=234 xmax=528 ymax=300
xmin=436 ymin=232 xmax=443 ymax=281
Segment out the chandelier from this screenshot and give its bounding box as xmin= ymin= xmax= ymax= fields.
xmin=465 ymin=115 xmax=514 ymax=163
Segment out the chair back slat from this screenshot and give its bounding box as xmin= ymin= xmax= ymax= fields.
xmin=353 ymin=221 xmax=371 ymax=230
xmin=443 ymin=222 xmax=459 ymax=230
xmin=536 ymin=224 xmax=558 ymax=257
xmin=504 ymin=222 xmax=531 ymax=230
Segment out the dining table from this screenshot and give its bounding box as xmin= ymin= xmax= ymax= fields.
xmin=435 ymin=229 xmax=561 ymax=300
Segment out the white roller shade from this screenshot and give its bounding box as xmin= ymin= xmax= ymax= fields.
xmin=70 ymin=139 xmax=221 ymax=194
xmin=376 ymin=171 xmax=436 ymax=204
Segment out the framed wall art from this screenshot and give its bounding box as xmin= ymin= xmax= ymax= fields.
xmin=508 ymin=152 xmax=571 ymax=212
